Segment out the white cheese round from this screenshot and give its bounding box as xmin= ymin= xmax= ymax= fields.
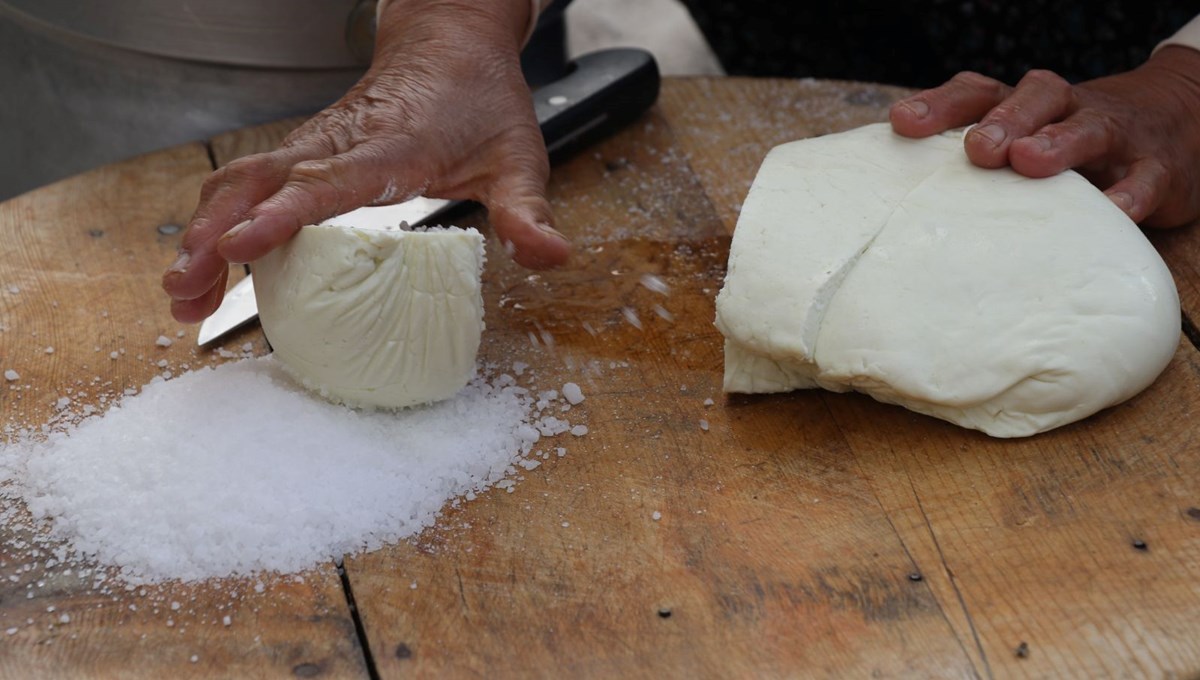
xmin=253 ymin=223 xmax=485 ymax=409
xmin=716 ymin=123 xmax=1180 ymax=437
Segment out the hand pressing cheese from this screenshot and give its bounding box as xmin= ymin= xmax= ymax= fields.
xmin=253 ymin=222 xmax=485 ymax=410
xmin=716 ymin=123 xmax=1180 ymax=438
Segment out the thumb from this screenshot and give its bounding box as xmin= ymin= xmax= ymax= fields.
xmin=484 ymin=156 xmax=570 ymax=270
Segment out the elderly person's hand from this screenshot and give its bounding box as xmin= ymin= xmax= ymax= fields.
xmin=889 ymin=45 xmax=1200 ymax=229
xmin=163 ymin=0 xmax=566 ymax=323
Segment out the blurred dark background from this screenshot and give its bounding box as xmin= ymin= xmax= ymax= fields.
xmin=681 ymin=0 xmax=1199 ymax=87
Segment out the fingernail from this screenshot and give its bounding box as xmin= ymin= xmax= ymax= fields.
xmin=1108 ymin=192 xmax=1133 ymax=212
xmin=535 ymin=222 xmax=569 ymax=243
xmin=899 ymin=100 xmax=930 ymax=119
xmin=972 ymin=124 xmax=1007 ymax=146
xmin=167 ymin=250 xmax=190 ymax=274
xmin=1027 ymin=135 xmax=1053 ymax=152
xmin=220 ymin=218 xmax=253 ymax=243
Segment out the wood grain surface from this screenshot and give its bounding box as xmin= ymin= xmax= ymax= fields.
xmin=1 ymin=77 xmax=1198 ymax=679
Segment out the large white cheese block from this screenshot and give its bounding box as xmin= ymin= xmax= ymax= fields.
xmin=253 ymin=224 xmax=485 ymax=409
xmin=715 ymin=123 xmax=1180 ymax=437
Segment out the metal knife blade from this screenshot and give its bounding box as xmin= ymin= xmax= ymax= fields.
xmin=197 ymin=47 xmax=660 ymax=346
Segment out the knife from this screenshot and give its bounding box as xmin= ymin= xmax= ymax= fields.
xmin=197 ymin=47 xmax=661 ymax=346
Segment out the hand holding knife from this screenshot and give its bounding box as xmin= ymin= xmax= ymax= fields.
xmin=197 ymin=48 xmax=660 ymax=346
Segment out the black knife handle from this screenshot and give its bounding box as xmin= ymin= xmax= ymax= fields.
xmin=533 ymin=48 xmax=661 ymax=163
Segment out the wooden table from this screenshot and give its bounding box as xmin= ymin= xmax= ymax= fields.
xmin=2 ymin=77 xmax=1198 ymax=679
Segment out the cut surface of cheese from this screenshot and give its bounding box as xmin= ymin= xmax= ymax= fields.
xmin=253 ymin=223 xmax=485 ymax=410
xmin=715 ymin=123 xmax=1180 ymax=437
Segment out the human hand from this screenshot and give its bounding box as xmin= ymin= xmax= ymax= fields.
xmin=889 ymin=46 xmax=1200 ymax=228
xmin=163 ymin=0 xmax=567 ymax=323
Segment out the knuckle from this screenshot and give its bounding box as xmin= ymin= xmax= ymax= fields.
xmin=223 ymin=154 xmax=278 ymax=183
xmin=1021 ymin=69 xmax=1069 ymax=90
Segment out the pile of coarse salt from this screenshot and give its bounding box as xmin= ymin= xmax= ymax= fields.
xmin=0 ymin=356 xmax=585 ymax=584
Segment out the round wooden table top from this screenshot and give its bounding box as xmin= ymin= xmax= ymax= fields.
xmin=2 ymin=77 xmax=1199 ymax=679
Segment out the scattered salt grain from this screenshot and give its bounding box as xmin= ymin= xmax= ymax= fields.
xmin=58 ymin=614 xmax=70 ymax=624
xmin=0 ymin=356 xmax=570 ymax=583
xmin=699 ymin=419 xmax=710 ymax=432
xmin=170 ymin=601 xmax=181 ymax=611
xmin=703 ymin=398 xmax=714 ymax=407
xmin=570 ymin=425 xmax=589 ymax=437
xmin=621 ymin=307 xmax=643 ymax=330
xmin=4 ymin=369 xmax=18 ymax=382
xmin=638 ymin=273 xmax=670 ymax=296
xmin=5 ymin=627 xmax=16 ymax=636
xmin=222 ymin=615 xmax=231 ymax=627
xmin=44 ymin=347 xmax=54 ymax=355
xmin=652 ymin=511 xmax=662 ymax=521
xmin=155 ymin=336 xmax=173 ymax=348
xmin=176 ymin=330 xmax=186 ymax=338
xmin=7 ymin=285 xmax=18 ymax=294
xmin=561 ymin=521 xmax=569 ymax=528
xmin=155 ymin=359 xmax=168 ymax=368
xmin=190 ymin=655 xmax=199 ymax=663
xmin=562 ymin=382 xmax=585 ymax=405
xmin=512 ymin=361 xmax=528 ymax=377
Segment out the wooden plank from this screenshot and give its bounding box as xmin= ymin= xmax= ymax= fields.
xmin=289 ymin=106 xmax=978 ymax=677
xmin=661 ymin=77 xmax=1200 ymax=678
xmin=0 ymin=146 xmax=368 ymax=678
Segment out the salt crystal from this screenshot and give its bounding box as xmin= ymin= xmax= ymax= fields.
xmin=58 ymin=614 xmax=70 ymax=624
xmin=222 ymin=615 xmax=231 ymax=626
xmin=176 ymin=330 xmax=186 ymax=338
xmin=155 ymin=336 xmax=173 ymax=348
xmin=190 ymin=655 xmax=199 ymax=663
xmin=44 ymin=347 xmax=55 ymax=355
xmin=561 ymin=521 xmax=569 ymax=528
xmin=638 ymin=273 xmax=670 ymax=296
xmin=703 ymin=398 xmax=714 ymax=407
xmin=409 ymin=581 xmax=418 ymax=590
xmin=512 ymin=362 xmax=528 ymax=377
xmin=562 ymin=382 xmax=585 ymax=405
xmin=621 ymin=307 xmax=643 ymax=330
xmin=570 ymin=425 xmax=589 ymax=437
xmin=155 ymin=359 xmax=168 ymax=368
xmin=4 ymin=369 xmax=19 ymax=382
xmin=170 ymin=601 xmax=181 ymax=611
xmin=5 ymin=627 xmax=16 ymax=635
xmin=556 ymin=447 xmax=566 ymax=457
xmin=652 ymin=511 xmax=662 ymax=521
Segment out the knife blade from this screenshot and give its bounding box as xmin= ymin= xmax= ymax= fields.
xmin=198 ymin=47 xmax=660 ymax=346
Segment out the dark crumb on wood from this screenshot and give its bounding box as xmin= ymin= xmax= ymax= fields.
xmin=395 ymin=642 xmax=413 ymax=659
xmin=292 ymin=663 xmax=323 ymax=678
xmin=657 ymin=607 xmax=673 ymax=619
xmin=88 ymin=229 xmax=104 ymax=238
xmin=1186 ymin=507 xmax=1200 ymax=521
xmin=1015 ymin=641 xmax=1029 ymax=659
xmin=907 ymin=572 xmax=923 ymax=582
xmin=1132 ymin=539 xmax=1148 ymax=551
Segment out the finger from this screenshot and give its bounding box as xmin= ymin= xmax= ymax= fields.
xmin=216 ymin=144 xmax=416 ymax=264
xmin=890 ymin=71 xmax=1012 ymax=138
xmin=169 ymin=266 xmax=230 ymax=324
xmin=482 ymin=148 xmax=568 ymax=269
xmin=1104 ymin=157 xmax=1169 ymax=225
xmin=964 ymin=69 xmax=1075 ymax=168
xmin=163 ymin=142 xmax=330 ymax=302
xmin=1007 ymin=108 xmax=1116 ymax=178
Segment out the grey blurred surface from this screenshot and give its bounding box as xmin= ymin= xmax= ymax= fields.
xmin=0 ymin=10 xmax=363 ymax=201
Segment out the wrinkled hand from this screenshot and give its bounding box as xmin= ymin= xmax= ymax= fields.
xmin=163 ymin=0 xmax=567 ymax=323
xmin=890 ymin=45 xmax=1200 ymax=228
